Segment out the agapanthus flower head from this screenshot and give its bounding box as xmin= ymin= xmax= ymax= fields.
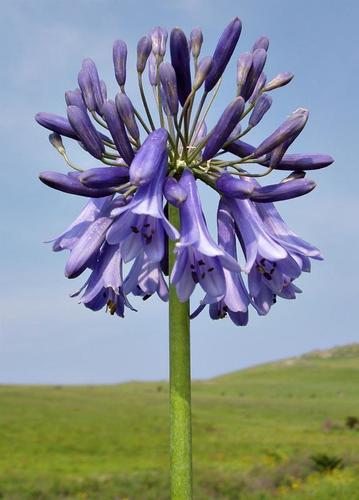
xmin=36 ymin=16 xmax=333 ymax=325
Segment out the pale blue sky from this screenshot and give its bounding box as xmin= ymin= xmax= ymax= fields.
xmin=1 ymin=0 xmax=358 ymax=383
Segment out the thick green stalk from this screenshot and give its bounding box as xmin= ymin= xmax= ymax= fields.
xmin=168 ymin=204 xmax=193 ymax=500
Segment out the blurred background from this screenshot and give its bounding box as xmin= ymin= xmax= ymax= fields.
xmin=1 ymin=0 xmax=358 ymax=384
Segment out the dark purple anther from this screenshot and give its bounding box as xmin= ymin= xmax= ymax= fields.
xmin=216 ymin=173 xmax=254 ymax=199
xmin=78 ymin=68 xmax=96 ymax=111
xmin=67 ymin=105 xmax=104 ymax=159
xmin=35 ymin=112 xmax=78 ymax=140
xmin=129 ymin=128 xmax=168 ymax=186
xmin=137 ymin=35 xmax=152 ymax=73
xmin=113 ymin=40 xmax=127 ymax=87
xmin=205 ymin=17 xmax=242 ymax=92
xmin=102 ymin=100 xmax=134 ymax=165
xmin=65 ymin=89 xmax=87 ymax=113
xmin=159 ymin=62 xmax=179 ymax=115
xmin=202 ymin=96 xmax=245 ymax=161
xmin=39 ymin=171 xmax=116 ymax=197
xmin=236 ymin=52 xmax=253 ymax=95
xmin=189 ymin=28 xmax=203 ymax=59
xmin=193 ymin=57 xmax=213 ymax=90
xmin=170 ymin=28 xmax=192 ymax=106
xmin=264 ymin=72 xmax=294 ymax=91
xmin=249 ymin=94 xmax=272 ymax=127
xmin=150 ymin=27 xmax=168 ymax=57
xmin=79 ymin=166 xmax=129 ymax=188
xmin=248 ymin=72 xmax=267 ymax=103
xmin=250 ymin=178 xmax=316 ymax=202
xmin=82 ymin=58 xmax=104 ymax=114
xmin=254 ymin=108 xmax=309 ymax=158
xmin=115 ymin=93 xmax=140 ymax=141
xmin=240 ymin=48 xmax=267 ymax=101
xmin=163 ymin=177 xmax=187 ymax=206
xmin=252 ymin=36 xmax=269 ymax=52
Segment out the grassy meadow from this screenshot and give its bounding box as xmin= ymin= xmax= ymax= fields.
xmin=0 ymin=344 xmax=358 ymax=499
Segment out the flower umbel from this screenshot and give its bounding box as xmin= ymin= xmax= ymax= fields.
xmin=37 ymin=17 xmax=333 ymax=325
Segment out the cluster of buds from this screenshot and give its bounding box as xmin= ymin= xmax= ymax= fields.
xmin=36 ymin=17 xmax=333 ymax=325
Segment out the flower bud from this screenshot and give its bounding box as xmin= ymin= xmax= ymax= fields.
xmin=249 ymin=94 xmax=272 ymax=127
xmin=250 ymin=178 xmax=316 ymax=202
xmin=227 ymin=123 xmax=242 ymax=143
xmin=163 ymin=177 xmax=187 ymax=206
xmin=113 ymin=40 xmax=127 ymax=87
xmin=159 ymin=62 xmax=179 ymax=115
xmin=65 ymin=89 xmax=87 ymax=113
xmin=137 ymin=35 xmax=152 ymax=73
xmin=236 ymin=52 xmax=252 ymax=95
xmin=129 ymin=128 xmax=168 ymax=186
xmin=252 ymin=36 xmax=269 ymax=52
xmin=35 ymin=112 xmax=78 ymax=139
xmin=264 ymin=72 xmax=294 ymax=91
xmin=170 ymin=28 xmax=192 ymax=105
xmin=100 ymin=80 xmax=107 ymax=101
xmin=240 ymin=48 xmax=267 ymax=101
xmin=67 ymin=105 xmax=104 ymax=159
xmin=150 ymin=27 xmax=168 ymax=57
xmin=193 ymin=56 xmax=213 ymax=90
xmin=189 ymin=28 xmax=203 ymax=58
xmin=224 ymin=139 xmax=255 ymax=158
xmin=248 ymin=72 xmax=266 ymax=103
xmin=79 ymin=166 xmax=129 ymax=188
xmin=82 ymin=58 xmax=104 ymax=113
xmin=78 ymin=68 xmax=96 ymax=111
xmin=115 ymin=93 xmax=140 ymax=141
xmin=216 ymin=173 xmax=254 ymax=199
xmin=202 ymin=96 xmax=245 ymax=161
xmin=205 ymin=17 xmax=242 ymax=92
xmin=254 ymin=108 xmax=309 ymax=158
xmin=39 ymin=171 xmax=116 ymax=197
xmin=148 ymin=52 xmax=157 ymax=86
xmin=49 ymin=133 xmax=65 ymax=154
xmin=272 ymin=153 xmax=334 ymax=171
xmin=102 ymin=100 xmax=134 ymax=165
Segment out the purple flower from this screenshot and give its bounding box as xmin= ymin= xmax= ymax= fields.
xmin=137 ymin=35 xmax=152 ymax=74
xmin=170 ymin=28 xmax=192 ymax=106
xmin=163 ymin=177 xmax=187 ymax=206
xmin=250 ymin=177 xmax=316 ymax=202
xmin=37 ymin=18 xmax=332 ymax=324
xmin=129 ymin=128 xmax=168 ymax=186
xmin=35 ymin=112 xmax=78 ymax=139
xmin=254 ymin=108 xmax=309 ymax=157
xmin=115 ymin=93 xmax=140 ymax=142
xmin=159 ymin=62 xmax=179 ymax=115
xmin=125 ymin=251 xmax=168 ymax=301
xmin=107 ymin=152 xmax=179 ymax=263
xmin=191 ymin=199 xmax=250 ymax=325
xmin=79 ymin=166 xmax=129 ymax=189
xmin=189 ymin=28 xmax=203 ymax=59
xmin=102 ymin=100 xmax=134 ymax=165
xmin=202 ymin=96 xmax=245 ymax=160
xmin=39 ymin=171 xmax=117 ymax=198
xmin=67 ymin=105 xmax=104 ymax=159
xmin=171 ymin=170 xmax=240 ymax=302
xmin=113 ymin=40 xmax=127 ymax=87
xmin=205 ymin=17 xmax=242 ymax=92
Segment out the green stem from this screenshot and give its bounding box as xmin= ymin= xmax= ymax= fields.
xmin=168 ymin=204 xmax=193 ymax=500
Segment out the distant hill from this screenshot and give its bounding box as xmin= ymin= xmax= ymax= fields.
xmin=0 ymin=343 xmax=358 ymax=499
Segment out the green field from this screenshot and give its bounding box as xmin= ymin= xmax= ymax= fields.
xmin=1 ymin=344 xmax=359 ymax=499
